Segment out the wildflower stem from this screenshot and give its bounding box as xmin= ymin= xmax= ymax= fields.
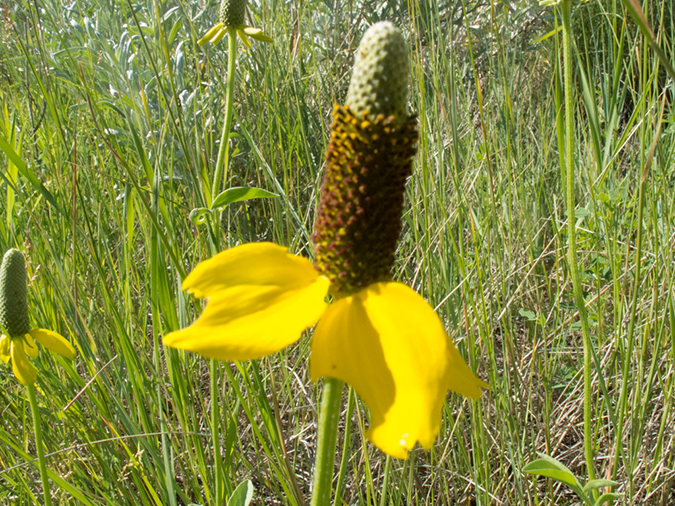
xmin=561 ymin=1 xmax=596 ymax=482
xmin=212 ymin=26 xmax=238 ymax=199
xmin=27 ymin=384 xmax=53 ymax=506
xmin=310 ymin=377 xmax=344 ymax=506
xmin=210 ymin=359 xmax=223 ymax=505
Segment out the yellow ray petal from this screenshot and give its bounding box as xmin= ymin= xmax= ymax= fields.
xmin=0 ymin=335 xmax=9 ymax=363
xmin=24 ymin=333 xmax=39 ymax=359
xmin=243 ymin=27 xmax=273 ymax=43
xmin=198 ymin=23 xmax=224 ymax=45
xmin=236 ymin=29 xmax=251 ymax=48
xmin=211 ymin=27 xmax=227 ymax=45
xmin=310 ymin=282 xmax=487 ymax=459
xmin=11 ymin=340 xmax=37 ymax=385
xmin=164 ymin=243 xmax=330 ymax=360
xmin=182 ymin=242 xmax=317 ymax=297
xmin=29 ymin=329 xmax=76 ymax=360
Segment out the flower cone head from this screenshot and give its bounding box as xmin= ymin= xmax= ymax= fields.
xmin=219 ymin=0 xmax=247 ymax=27
xmin=346 ymin=21 xmax=410 ymax=122
xmin=0 ymin=249 xmax=31 ymax=338
xmin=313 ymin=22 xmax=417 ymax=297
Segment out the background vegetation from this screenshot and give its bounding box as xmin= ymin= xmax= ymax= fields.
xmin=0 ymin=0 xmax=673 ymax=504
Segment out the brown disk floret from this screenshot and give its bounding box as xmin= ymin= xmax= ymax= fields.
xmin=312 ymin=105 xmax=418 ymax=297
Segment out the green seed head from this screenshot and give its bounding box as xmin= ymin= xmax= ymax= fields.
xmin=219 ymin=0 xmax=247 ymax=27
xmin=345 ymin=21 xmax=410 ymax=121
xmin=0 ymin=249 xmax=31 ymax=338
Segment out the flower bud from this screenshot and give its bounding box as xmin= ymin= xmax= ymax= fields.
xmin=0 ymin=249 xmax=31 ymax=338
xmin=345 ymin=21 xmax=410 ymax=121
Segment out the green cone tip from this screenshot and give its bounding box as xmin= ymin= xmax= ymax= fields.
xmin=219 ymin=0 xmax=247 ymax=27
xmin=345 ymin=21 xmax=410 ymax=121
xmin=0 ymin=249 xmax=31 ymax=338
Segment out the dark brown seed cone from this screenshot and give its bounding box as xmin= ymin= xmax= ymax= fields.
xmin=0 ymin=249 xmax=31 ymax=338
xmin=312 ymin=105 xmax=418 ymax=297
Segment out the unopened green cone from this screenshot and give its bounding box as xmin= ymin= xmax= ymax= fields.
xmin=219 ymin=0 xmax=247 ymax=27
xmin=345 ymin=21 xmax=410 ymax=121
xmin=0 ymin=249 xmax=31 ymax=338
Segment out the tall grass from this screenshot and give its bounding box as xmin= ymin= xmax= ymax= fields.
xmin=0 ymin=0 xmax=673 ymax=504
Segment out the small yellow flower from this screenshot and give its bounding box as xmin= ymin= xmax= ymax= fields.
xmin=198 ymin=0 xmax=272 ymax=47
xmin=0 ymin=249 xmax=76 ymax=386
xmin=165 ymin=22 xmax=487 ymax=459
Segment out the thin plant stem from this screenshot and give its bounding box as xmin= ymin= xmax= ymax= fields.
xmin=560 ymin=0 xmax=596 ymax=482
xmin=334 ymin=387 xmax=354 ymax=503
xmin=207 ymin=29 xmax=238 ymax=501
xmin=211 ymin=27 xmax=238 ymax=199
xmin=612 ymin=117 xmax=647 ymax=483
xmin=310 ymin=377 xmax=344 ymax=506
xmin=379 ymin=455 xmax=391 ymax=506
xmin=27 ymin=384 xmax=53 ymax=506
xmin=210 ymin=359 xmax=223 ymax=505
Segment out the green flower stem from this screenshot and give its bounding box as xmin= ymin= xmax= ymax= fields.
xmin=310 ymin=377 xmax=344 ymax=506
xmin=205 ymin=26 xmax=238 ymax=505
xmin=561 ymin=1 xmax=596 ymax=483
xmin=210 ymin=359 xmax=223 ymax=505
xmin=27 ymin=384 xmax=53 ymax=506
xmin=211 ymin=26 xmax=238 ymax=200
xmin=207 ymin=29 xmax=238 ymax=499
xmin=613 ymin=142 xmax=646 ymax=480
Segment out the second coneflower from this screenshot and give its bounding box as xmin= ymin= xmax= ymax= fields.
xmin=165 ymin=21 xmax=487 ymax=459
xmin=0 ymin=249 xmax=76 ymax=386
xmin=198 ymin=0 xmax=272 ymax=47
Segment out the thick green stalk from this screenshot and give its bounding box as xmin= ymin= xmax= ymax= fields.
xmin=27 ymin=384 xmax=53 ymax=506
xmin=561 ymin=1 xmax=596 ymax=482
xmin=310 ymin=378 xmax=344 ymax=506
xmin=211 ymin=27 xmax=238 ymax=198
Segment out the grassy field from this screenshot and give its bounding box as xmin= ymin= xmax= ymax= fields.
xmin=0 ymin=0 xmax=674 ymax=504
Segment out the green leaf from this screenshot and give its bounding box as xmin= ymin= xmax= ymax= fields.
xmin=518 ymin=308 xmax=537 ymax=321
xmin=583 ymin=479 xmax=619 ymax=493
xmin=211 ymin=186 xmax=278 ymax=210
xmin=189 ymin=207 xmax=211 ymax=225
xmin=227 ymin=480 xmax=255 ymax=506
xmin=523 ymin=454 xmax=583 ymax=492
xmin=593 ymin=493 xmax=623 ymax=506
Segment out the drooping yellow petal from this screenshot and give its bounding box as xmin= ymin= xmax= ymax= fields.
xmin=164 ymin=243 xmax=330 ymax=360
xmin=236 ymin=28 xmax=251 ymax=48
xmin=198 ymin=23 xmax=224 ymax=45
xmin=0 ymin=335 xmax=9 ymax=363
xmin=242 ymin=27 xmax=273 ymax=43
xmin=29 ymin=329 xmax=76 ymax=360
xmin=181 ymin=243 xmax=313 ymax=296
xmin=11 ymin=340 xmax=37 ymax=386
xmin=310 ymin=282 xmax=487 ymax=459
xmin=24 ymin=333 xmax=39 ymax=359
xmin=211 ymin=27 xmax=227 ymax=45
